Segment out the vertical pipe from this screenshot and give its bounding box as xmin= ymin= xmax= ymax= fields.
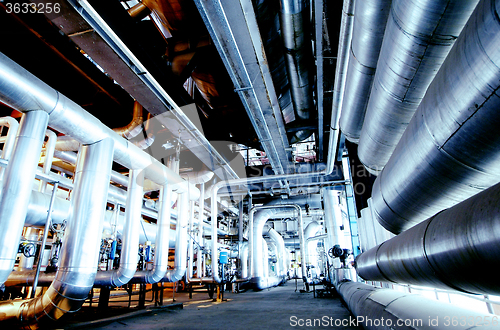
xmin=8 ymin=138 xmax=115 ymax=325
xmin=0 ymin=116 xmax=19 ymax=182
xmin=165 ymin=192 xmax=189 ymax=282
xmin=188 ymin=200 xmax=195 ymax=279
xmin=323 ymin=187 xmax=342 ymax=280
xmin=197 ymin=183 xmax=205 ymax=277
xmin=0 ymin=110 xmax=48 ymax=285
xmin=40 ymin=130 xmax=57 ymax=193
xmin=145 ymin=184 xmax=171 ymax=283
xmin=111 ymin=169 xmax=144 ymax=287
xmin=31 ymin=182 xmax=59 ymax=298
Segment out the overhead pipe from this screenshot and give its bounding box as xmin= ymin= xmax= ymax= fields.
xmin=0 ymin=111 xmax=48 ymax=286
xmin=339 ymin=0 xmax=392 ymax=142
xmin=358 ymin=0 xmax=480 ymax=174
xmin=205 ymin=0 xmax=355 ymax=280
xmin=0 ymin=138 xmax=114 ymax=326
xmin=329 ymin=0 xmax=355 ymax=161
xmin=0 ymin=52 xmax=199 ymax=200
xmin=370 ymin=0 xmax=500 ymax=234
xmin=112 ymin=101 xmax=144 ymax=138
xmin=279 ymin=0 xmax=314 ymax=121
xmin=356 ymin=181 xmax=500 ymax=295
xmin=338 ymin=281 xmax=496 ymax=330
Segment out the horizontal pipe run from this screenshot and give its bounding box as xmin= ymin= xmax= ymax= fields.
xmin=338 ymin=281 xmax=497 ymax=330
xmin=0 ymin=52 xmax=199 ymax=200
xmin=356 ymin=181 xmax=500 ymax=295
xmin=370 ymin=0 xmax=500 ymax=233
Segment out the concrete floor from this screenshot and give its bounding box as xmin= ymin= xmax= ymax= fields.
xmin=61 ymin=281 xmax=361 ymax=330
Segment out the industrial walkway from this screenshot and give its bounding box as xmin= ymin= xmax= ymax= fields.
xmin=61 ymin=281 xmax=361 ymax=330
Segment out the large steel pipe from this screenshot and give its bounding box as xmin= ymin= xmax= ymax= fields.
xmin=358 ymin=0 xmax=480 ymax=174
xmin=0 ymin=138 xmax=114 ymax=326
xmin=0 ymin=111 xmax=48 ymax=286
xmin=338 ymin=281 xmax=497 ymax=330
xmin=371 ymin=0 xmax=500 ymax=233
xmin=279 ymin=0 xmax=314 ymax=121
xmin=0 ymin=52 xmax=199 ymax=200
xmin=339 ymin=0 xmax=392 ymax=143
xmin=356 ymin=181 xmax=500 ymax=295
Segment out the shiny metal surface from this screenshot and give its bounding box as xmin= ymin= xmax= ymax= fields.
xmin=371 ymin=0 xmax=500 ymax=233
xmin=164 ymin=192 xmax=189 ymax=282
xmin=304 ymin=221 xmax=321 ymax=270
xmin=250 ymin=203 xmax=303 ymax=288
xmin=0 ymin=52 xmax=199 ymax=200
xmin=197 ymin=183 xmax=205 ymax=278
xmin=110 ymin=170 xmax=144 ymax=287
xmin=39 ymin=130 xmax=57 ymax=193
xmin=240 ymin=242 xmax=249 ymax=279
xmin=322 ymin=187 xmax=342 ymax=274
xmin=358 ymin=0 xmax=479 ymax=174
xmin=339 ymin=0 xmax=391 ymax=143
xmin=193 ymin=0 xmax=292 ymax=180
xmin=0 ymin=116 xmax=19 ymax=182
xmin=356 ymin=181 xmax=500 ymax=295
xmin=0 ymin=111 xmax=48 ymax=286
xmin=127 ymin=185 xmax=173 ymax=284
xmin=268 ymin=228 xmax=286 ymax=277
xmin=279 ymin=0 xmax=314 ymax=121
xmin=329 ymin=0 xmax=354 ymax=165
xmin=3 ymin=138 xmax=115 ymax=326
xmin=337 ymin=281 xmax=497 ymax=330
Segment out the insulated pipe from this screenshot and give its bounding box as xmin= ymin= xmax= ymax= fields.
xmin=180 ymin=166 xmax=214 ymax=185
xmin=268 ymin=228 xmax=286 ymax=278
xmin=250 ymin=204 xmax=306 ymax=289
xmin=110 ymin=170 xmax=144 ymax=287
xmin=0 ymin=111 xmax=48 ymax=286
xmin=0 ymin=116 xmax=19 ymax=181
xmin=358 ymin=0 xmax=480 ymax=174
xmin=356 ymin=181 xmax=500 ymax=295
xmin=262 ymin=239 xmax=269 ymax=278
xmin=112 ymin=101 xmax=143 ymax=138
xmin=0 ymin=138 xmax=114 ymax=326
xmin=304 ymin=221 xmax=321 ymax=271
xmin=163 ymin=192 xmax=189 ymax=282
xmin=39 ymin=129 xmax=57 ymax=193
xmin=339 ymin=0 xmax=392 ymax=142
xmin=337 ymin=281 xmax=497 ymax=330
xmin=125 ymin=185 xmax=172 ymax=284
xmin=188 ymin=200 xmax=195 ymax=280
xmin=54 ymin=135 xmax=81 ymax=151
xmin=241 ymin=242 xmax=249 ymax=279
xmin=323 ymin=187 xmax=343 ymax=272
xmin=197 ymin=183 xmax=205 ymax=278
xmin=279 ymin=0 xmax=314 ymax=121
xmin=0 ymin=52 xmax=199 ymax=200
xmin=371 ymin=0 xmax=500 ymax=233
xmin=329 ymin=0 xmax=355 ymax=163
